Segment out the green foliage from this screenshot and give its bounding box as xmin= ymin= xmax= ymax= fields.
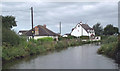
xmin=29 ymin=38 xmax=38 ymax=43
xmin=58 ymin=35 xmax=78 ymax=41
xmin=2 ymin=27 xmax=20 ymax=46
xmin=2 ymin=15 xmax=20 ymax=46
xmin=104 ymin=24 xmax=119 ymax=35
xmin=2 ymin=37 xmax=96 ymax=62
xmin=93 ymin=23 xmax=103 ymax=36
xmin=66 ymin=35 xmax=77 ymax=39
xmin=2 ymin=16 xmax=17 ymax=29
xmin=101 ymin=36 xmax=118 ymax=44
xmin=37 ymin=37 xmax=53 ymax=42
xmin=2 ymin=46 xmax=27 ymax=61
xmin=98 ymin=36 xmax=118 ymax=58
xmin=93 ymin=23 xmax=119 ymax=36
xmin=80 ymin=36 xmax=89 ymax=39
xmin=0 ymin=46 xmax=2 ymax=57
xmin=55 ymin=40 xmax=68 ymax=49
xmin=27 ymin=42 xmax=45 ymax=55
xmin=118 ymin=35 xmax=120 ymax=51
xmin=97 ymin=42 xmax=117 ymax=58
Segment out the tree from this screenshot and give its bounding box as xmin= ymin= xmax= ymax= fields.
xmin=93 ymin=23 xmax=103 ymax=36
xmin=113 ymin=27 xmax=119 ymax=34
xmin=103 ymin=24 xmax=119 ymax=35
xmin=2 ymin=16 xmax=17 ymax=29
xmin=2 ymin=15 xmax=20 ymax=46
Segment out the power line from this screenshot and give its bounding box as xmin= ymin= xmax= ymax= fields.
xmin=2 ymin=9 xmax=30 ymax=12
xmin=2 ymin=10 xmax=29 ymax=12
xmin=2 ymin=9 xmax=44 ymax=13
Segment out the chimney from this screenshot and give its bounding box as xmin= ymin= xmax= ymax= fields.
xmin=80 ymin=22 xmax=82 ymax=24
xmin=43 ymin=24 xmax=46 ymax=28
xmin=35 ymin=26 xmax=39 ymax=35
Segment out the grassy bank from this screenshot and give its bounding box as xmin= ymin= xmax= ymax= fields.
xmin=97 ymin=36 xmax=119 ymax=63
xmin=2 ymin=37 xmax=94 ymax=63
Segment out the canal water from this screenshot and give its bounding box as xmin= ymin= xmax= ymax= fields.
xmin=3 ymin=44 xmax=118 ymax=69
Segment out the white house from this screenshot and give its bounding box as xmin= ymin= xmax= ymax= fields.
xmin=71 ymin=22 xmax=95 ymax=38
xmin=19 ymin=25 xmax=59 ymax=40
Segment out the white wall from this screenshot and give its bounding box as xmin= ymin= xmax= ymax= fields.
xmin=28 ymin=36 xmax=58 ymax=40
xmin=71 ymin=24 xmax=89 ymax=37
xmin=82 ymin=28 xmax=89 ymax=36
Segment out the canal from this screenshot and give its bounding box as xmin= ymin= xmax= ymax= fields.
xmin=3 ymin=44 xmax=118 ymax=69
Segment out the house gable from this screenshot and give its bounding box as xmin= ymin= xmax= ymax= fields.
xmin=71 ymin=22 xmax=95 ymax=37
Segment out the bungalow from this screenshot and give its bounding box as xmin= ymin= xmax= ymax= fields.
xmin=71 ymin=22 xmax=95 ymax=38
xmin=19 ymin=25 xmax=59 ymax=40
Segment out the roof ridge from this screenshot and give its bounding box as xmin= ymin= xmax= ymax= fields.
xmin=40 ymin=26 xmax=51 ymax=35
xmin=25 ymin=25 xmax=58 ymax=36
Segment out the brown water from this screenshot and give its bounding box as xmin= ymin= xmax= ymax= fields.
xmin=3 ymin=44 xmax=118 ymax=69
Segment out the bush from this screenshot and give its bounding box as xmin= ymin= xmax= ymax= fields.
xmin=66 ymin=35 xmax=77 ymax=39
xmin=118 ymin=35 xmax=120 ymax=51
xmin=101 ymin=36 xmax=118 ymax=44
xmin=98 ymin=42 xmax=117 ymax=58
xmin=98 ymin=36 xmax=118 ymax=59
xmin=55 ymin=41 xmax=67 ymax=49
xmin=80 ymin=36 xmax=89 ymax=39
xmin=2 ymin=46 xmax=27 ymax=61
xmin=2 ymin=28 xmax=20 ymax=46
xmin=37 ymin=37 xmax=53 ymax=42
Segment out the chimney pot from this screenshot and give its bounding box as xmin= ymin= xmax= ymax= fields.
xmin=43 ymin=24 xmax=46 ymax=28
xmin=80 ymin=22 xmax=82 ymax=24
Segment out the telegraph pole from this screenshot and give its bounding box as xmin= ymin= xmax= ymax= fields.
xmin=60 ymin=22 xmax=61 ymax=35
xmin=31 ymin=7 xmax=34 ymax=38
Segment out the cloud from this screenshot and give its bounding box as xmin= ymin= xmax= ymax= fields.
xmin=1 ymin=2 xmax=118 ymax=34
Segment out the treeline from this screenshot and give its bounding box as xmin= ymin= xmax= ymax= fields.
xmin=93 ymin=23 xmax=119 ymax=36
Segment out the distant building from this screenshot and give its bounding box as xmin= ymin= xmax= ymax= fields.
xmin=25 ymin=25 xmax=59 ymax=40
xmin=71 ymin=22 xmax=95 ymax=38
xmin=18 ymin=30 xmax=28 ymax=35
xmin=62 ymin=33 xmax=70 ymax=37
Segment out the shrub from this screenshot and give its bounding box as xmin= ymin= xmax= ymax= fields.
xmin=101 ymin=36 xmax=117 ymax=44
xmin=37 ymin=37 xmax=53 ymax=42
xmin=2 ymin=28 xmax=20 ymax=46
xmin=80 ymin=36 xmax=89 ymax=39
xmin=67 ymin=35 xmax=77 ymax=39
xmin=2 ymin=46 xmax=27 ymax=61
xmin=55 ymin=40 xmax=68 ymax=49
xmin=98 ymin=42 xmax=117 ymax=58
xmin=98 ymin=36 xmax=118 ymax=59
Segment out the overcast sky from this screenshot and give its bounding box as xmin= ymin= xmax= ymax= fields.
xmin=1 ymin=2 xmax=118 ymax=34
